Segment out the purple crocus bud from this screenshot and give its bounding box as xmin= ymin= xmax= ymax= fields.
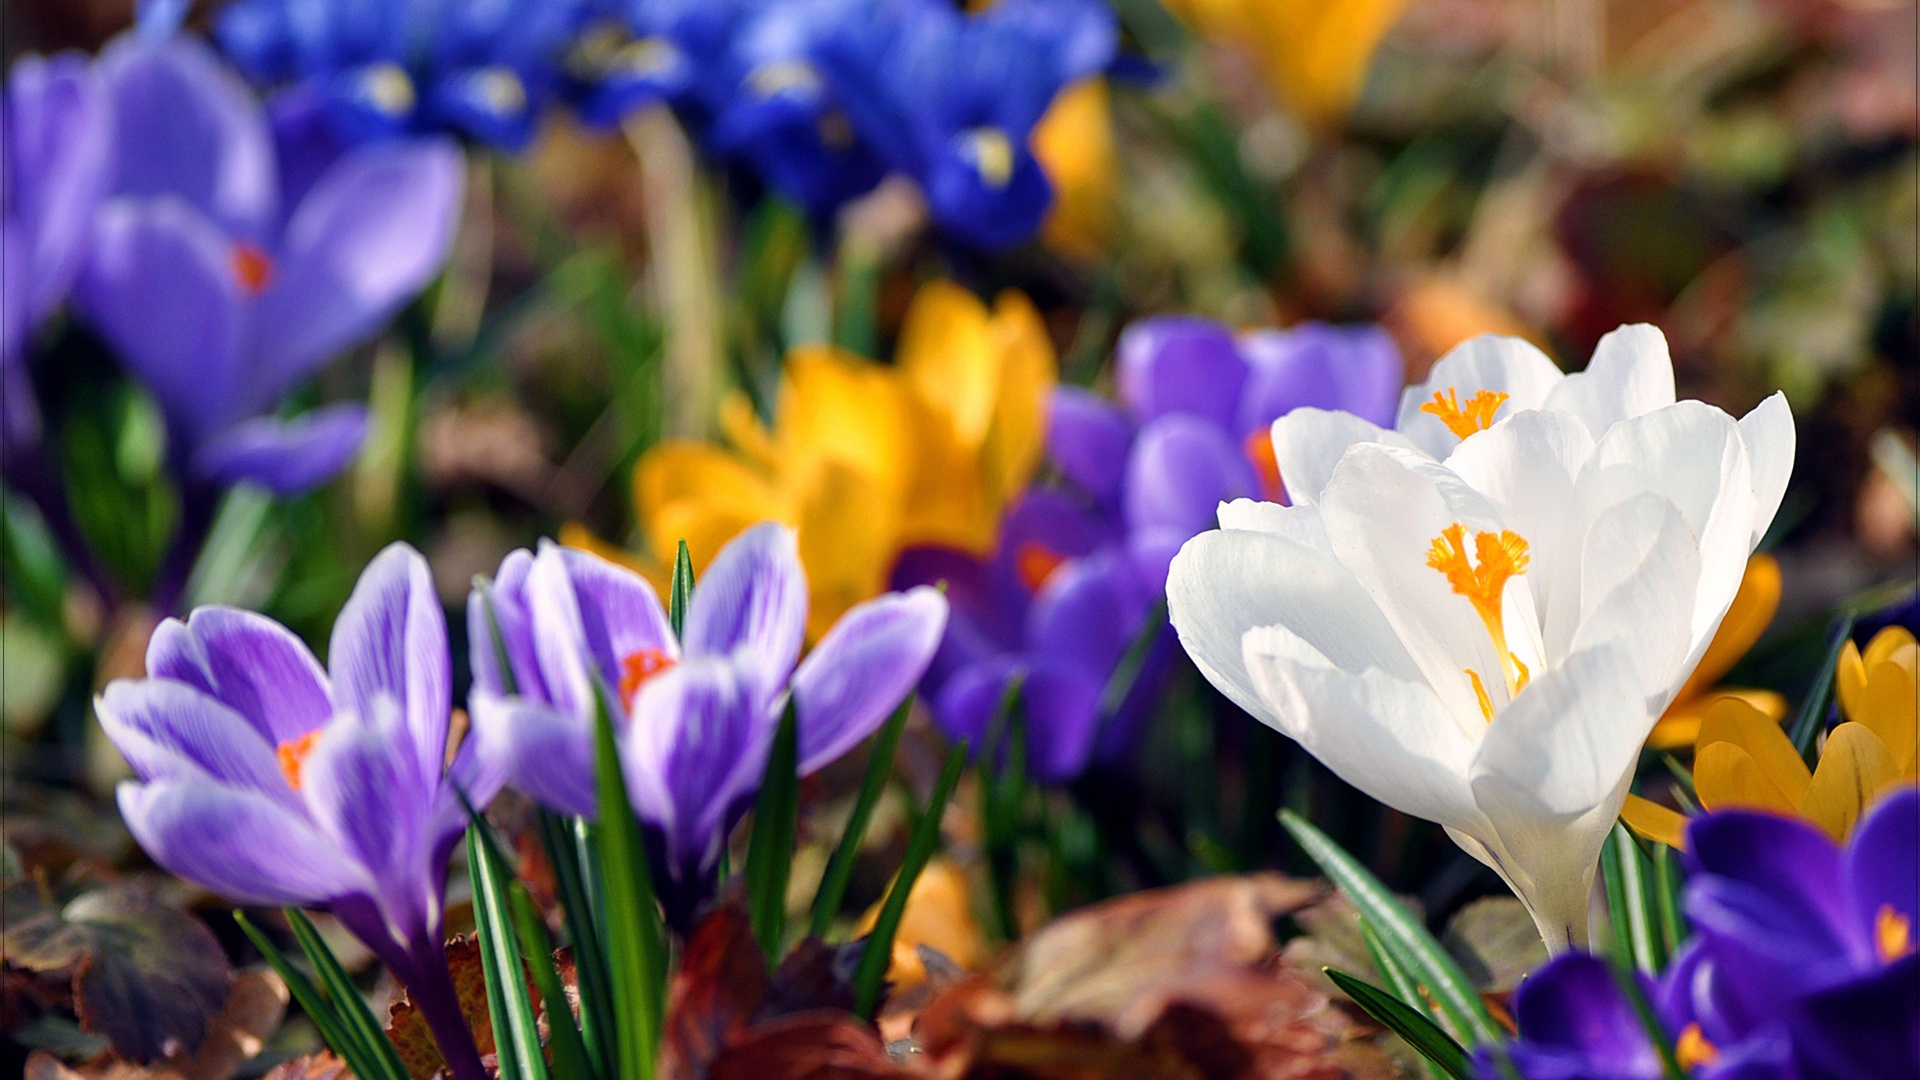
xmin=2 ymin=52 xmax=114 ymax=440
xmin=1115 ymin=315 xmax=1247 ymax=430
xmin=74 ymin=35 xmax=461 ymax=498
xmin=468 ymin=523 xmax=948 ymax=926
xmin=1237 ymin=322 xmax=1403 ymax=434
xmin=100 ymin=544 xmax=499 ymax=1080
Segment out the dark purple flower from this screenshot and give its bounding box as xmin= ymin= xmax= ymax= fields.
xmin=75 ymin=35 xmax=461 ymax=498
xmin=468 ymin=522 xmax=947 ymax=925
xmin=100 ymin=544 xmax=499 ymax=1080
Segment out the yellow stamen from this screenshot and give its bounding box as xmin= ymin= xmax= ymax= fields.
xmin=1675 ymin=1023 xmax=1719 ymax=1069
xmin=1421 ymin=387 xmax=1509 ymax=440
xmin=360 ymin=63 xmax=417 ymax=117
xmin=964 ymin=127 xmax=1015 ymax=188
xmin=1466 ymin=669 xmax=1495 ymax=723
xmin=277 ymin=729 xmax=323 ymax=792
xmin=1876 ymin=904 xmax=1913 ymax=963
xmin=470 ymin=66 xmax=528 ymax=117
xmin=1427 ymin=523 xmax=1533 ymax=701
xmin=1243 ymin=430 xmax=1285 ymax=503
xmin=748 ymin=60 xmax=822 ymax=98
xmin=619 ymin=648 xmax=677 ymax=712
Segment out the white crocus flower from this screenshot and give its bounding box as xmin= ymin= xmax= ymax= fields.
xmin=1167 ymin=325 xmax=1793 ymax=952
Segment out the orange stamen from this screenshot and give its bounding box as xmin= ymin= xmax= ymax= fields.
xmin=1466 ymin=669 xmax=1495 ymax=724
xmin=1420 ymin=387 xmax=1509 ymax=440
xmin=277 ymin=729 xmax=323 ymax=791
xmin=619 ymin=648 xmax=677 ymax=710
xmin=1676 ymin=1024 xmax=1719 ymax=1069
xmin=231 ymin=243 xmax=274 ymax=294
xmin=1876 ymin=904 xmax=1913 ymax=963
xmin=1427 ymin=523 xmax=1533 ymax=701
xmin=1243 ymin=430 xmax=1286 ymax=504
xmin=1015 ymin=541 xmax=1069 ymax=594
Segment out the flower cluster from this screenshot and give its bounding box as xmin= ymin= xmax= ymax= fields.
xmin=897 ymin=316 xmax=1404 ymax=780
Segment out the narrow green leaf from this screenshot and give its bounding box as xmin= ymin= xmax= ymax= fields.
xmin=1280 ymin=811 xmax=1501 ymax=1047
xmin=1325 ymin=968 xmax=1474 ymax=1080
xmin=669 ymin=540 xmax=694 ymax=640
xmin=1359 ymin=920 xmax=1445 ymax=1080
xmin=1652 ymin=843 xmax=1687 ymax=960
xmin=1094 ymin=601 xmax=1166 ymax=723
xmin=592 ymin=684 xmax=665 ymax=1080
xmin=285 ymin=910 xmax=412 ymax=1080
xmin=811 ymin=697 xmax=911 ymax=936
xmin=1790 ymin=612 xmax=1856 ymax=762
xmin=236 ymin=912 xmax=385 ymax=1080
xmin=1601 ymin=824 xmax=1661 ymax=973
xmin=853 ymin=740 xmax=967 ymax=1018
xmin=744 ymin=699 xmax=801 ymax=963
xmin=540 ymin=810 xmax=614 ymax=1080
xmin=981 ymin=678 xmax=1027 ymax=942
xmin=509 ymin=881 xmax=595 ymax=1080
xmin=467 ymin=826 xmax=548 ymax=1080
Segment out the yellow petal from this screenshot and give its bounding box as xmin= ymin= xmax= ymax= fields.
xmin=1863 ymin=626 xmax=1917 ymax=672
xmin=853 ymin=858 xmax=984 ymax=987
xmin=1857 ymin=661 xmax=1918 ymax=777
xmin=1238 ymin=0 xmax=1417 ymax=127
xmin=981 ymin=289 xmax=1056 ymax=507
xmin=1673 ymin=554 xmax=1781 ymax=705
xmin=1695 ymin=697 xmax=1811 ymax=806
xmin=1837 ymin=639 xmax=1869 ymax=728
xmin=895 ymin=281 xmax=1000 ymax=452
xmin=633 ymin=442 xmax=785 ymax=568
xmin=1649 ymin=689 xmax=1789 ymax=751
xmin=718 ymin=390 xmax=779 ymax=470
xmin=899 ymin=395 xmax=996 ymax=555
xmin=1802 ymin=725 xmax=1902 ymax=840
xmin=1621 ymin=794 xmax=1691 ymax=851
xmin=779 ymin=346 xmax=911 ymax=497
xmin=1032 ymin=78 xmax=1114 ymax=259
xmin=797 ymin=458 xmax=901 ymax=640
xmin=1695 ymin=743 xmax=1800 ymax=815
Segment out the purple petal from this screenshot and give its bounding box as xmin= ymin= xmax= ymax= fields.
xmin=266 ymin=84 xmax=347 ymax=222
xmin=466 ymin=690 xmax=593 ymax=818
xmin=250 ymin=138 xmax=462 ymax=411
xmin=96 ymin=679 xmax=289 ymax=797
xmin=5 ymin=53 xmax=113 ymax=323
xmin=1236 ymin=323 xmax=1403 ymax=434
xmin=326 ymin=543 xmax=452 ymax=783
xmin=1047 ymin=387 xmax=1132 ymax=501
xmin=933 ymin=656 xmax=1102 ymax=782
xmin=468 ymin=548 xmax=542 ymax=700
xmin=144 ymin=606 xmax=333 ymax=746
xmin=97 ymin=37 xmax=276 ymax=240
xmin=1509 ymin=953 xmax=1660 ymax=1072
xmin=558 ymin=543 xmax=676 ymax=690
xmin=1787 ymin=955 xmax=1920 ymax=1080
xmin=117 ymin=779 xmax=359 ymax=908
xmin=1123 ymin=413 xmax=1258 ymax=537
xmin=77 ymin=196 xmax=244 ymax=442
xmin=1847 ymin=786 xmax=1919 ymax=939
xmin=1027 ymin=550 xmax=1148 ymax=680
xmin=192 ymin=404 xmax=368 ymax=496
xmin=1115 ymin=316 xmax=1246 ymax=428
xmin=681 ymin=522 xmax=807 ymax=694
xmin=622 ymin=658 xmax=769 ymax=882
xmin=1686 ymin=810 xmax=1856 ymax=956
xmin=791 ymin=586 xmax=948 ymax=775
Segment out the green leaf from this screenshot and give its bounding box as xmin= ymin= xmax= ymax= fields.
xmin=1280 ymin=810 xmax=1502 ymax=1047
xmin=743 ymin=699 xmax=801 ymax=963
xmin=236 ymin=912 xmax=381 ymax=1080
xmin=981 ymin=678 xmax=1027 ymax=942
xmin=810 ymin=697 xmax=911 ymax=936
xmin=466 ymin=824 xmax=548 ymax=1080
xmin=1651 ymin=843 xmax=1687 ymax=961
xmin=1359 ymin=920 xmax=1445 ymax=1080
xmin=669 ymin=540 xmax=694 ymax=639
xmin=1324 ymin=968 xmax=1474 ymax=1080
xmin=1790 ymin=612 xmax=1856 ymax=762
xmin=853 ymin=740 xmax=968 ymax=1019
xmin=1600 ymin=824 xmax=1662 ymax=973
xmin=592 ymin=683 xmax=665 ymax=1080
xmin=285 ymin=910 xmax=412 ymax=1080
xmin=540 ymin=811 xmax=614 ymax=1080
xmin=508 ymin=881 xmax=595 ymax=1080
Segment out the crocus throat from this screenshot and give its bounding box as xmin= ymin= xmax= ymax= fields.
xmin=1016 ymin=541 xmax=1068 ymax=593
xmin=620 ymin=648 xmax=677 ymax=711
xmin=231 ymin=243 xmax=274 ymax=294
xmin=1676 ymin=1024 xmax=1719 ymax=1069
xmin=1242 ymin=431 xmax=1286 ymax=504
xmin=1426 ymin=522 xmax=1532 ymax=720
xmin=359 ymin=62 xmax=417 ymax=117
xmin=1420 ymin=387 xmax=1509 ymax=440
xmin=963 ymin=127 xmax=1016 ymax=188
xmin=1876 ymin=904 xmax=1913 ymax=962
xmin=471 ymin=67 xmax=528 ymax=117
xmin=277 ymin=729 xmax=323 ymax=791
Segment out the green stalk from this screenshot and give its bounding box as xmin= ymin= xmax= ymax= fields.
xmin=810 ymin=698 xmax=912 ymax=936
xmin=853 ymin=741 xmax=968 ymax=1018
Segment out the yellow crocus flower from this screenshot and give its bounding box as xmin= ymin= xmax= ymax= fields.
xmin=853 ymin=858 xmax=985 ymax=987
xmin=1645 ymin=554 xmax=1787 ymax=750
xmin=610 ymin=281 xmax=1055 ymax=641
xmin=1032 ymin=78 xmax=1115 ymax=259
xmin=1161 ymin=0 xmax=1415 ymax=127
xmin=1624 ymin=626 xmax=1918 ymax=848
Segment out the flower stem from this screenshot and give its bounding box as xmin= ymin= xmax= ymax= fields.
xmin=403 ymin=935 xmax=490 ymax=1080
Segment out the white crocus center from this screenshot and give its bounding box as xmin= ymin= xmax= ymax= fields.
xmin=1425 ymin=523 xmax=1533 ymax=720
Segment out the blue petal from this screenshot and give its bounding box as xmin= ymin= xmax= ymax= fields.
xmin=192 ymin=405 xmax=368 ymax=496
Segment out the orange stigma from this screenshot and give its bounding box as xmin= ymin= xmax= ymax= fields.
xmin=1421 ymin=387 xmax=1509 ymax=440
xmin=619 ymin=648 xmax=677 ymax=710
xmin=1676 ymin=1024 xmax=1719 ymax=1069
xmin=231 ymin=243 xmax=274 ymax=294
xmin=1015 ymin=541 xmax=1069 ymax=593
xmin=277 ymin=729 xmax=322 ymax=791
xmin=1427 ymin=523 xmax=1533 ymax=713
xmin=1243 ymin=430 xmax=1286 ymax=504
xmin=1876 ymin=904 xmax=1913 ymax=963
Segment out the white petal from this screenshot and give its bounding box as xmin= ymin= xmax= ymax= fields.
xmin=1268 ymin=407 xmax=1419 ymax=508
xmin=1396 ymin=335 xmax=1563 ymax=458
xmin=1737 ymin=392 xmax=1795 ymax=548
xmin=1542 ymin=324 xmax=1676 ymax=438
xmin=1569 ymin=493 xmax=1702 ymax=706
xmin=1166 ymin=527 xmax=1415 ymax=727
xmin=1215 ymin=498 xmax=1332 ymax=552
xmin=1243 ymin=624 xmax=1483 ymax=829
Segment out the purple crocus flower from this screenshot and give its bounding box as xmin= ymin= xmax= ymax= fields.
xmin=75 ymin=35 xmax=461 ymax=501
xmin=1665 ymin=787 xmax=1919 ymax=1080
xmin=898 ymin=316 xmax=1402 ymax=780
xmin=2 ymin=53 xmax=113 ymax=442
xmin=468 ymin=522 xmax=948 ymax=926
xmin=100 ymin=544 xmax=500 ymax=1080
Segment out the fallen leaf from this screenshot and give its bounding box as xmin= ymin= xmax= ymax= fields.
xmin=664 ymin=905 xmax=770 ymax=1080
xmin=259 ymin=1053 xmax=350 ymax=1080
xmin=707 ymin=1013 xmax=906 ymax=1080
xmin=15 ymin=969 xmax=288 ymax=1080
xmin=1442 ymin=897 xmax=1548 ymax=994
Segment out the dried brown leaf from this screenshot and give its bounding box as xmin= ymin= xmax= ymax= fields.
xmin=706 ymin=1013 xmax=906 ymax=1080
